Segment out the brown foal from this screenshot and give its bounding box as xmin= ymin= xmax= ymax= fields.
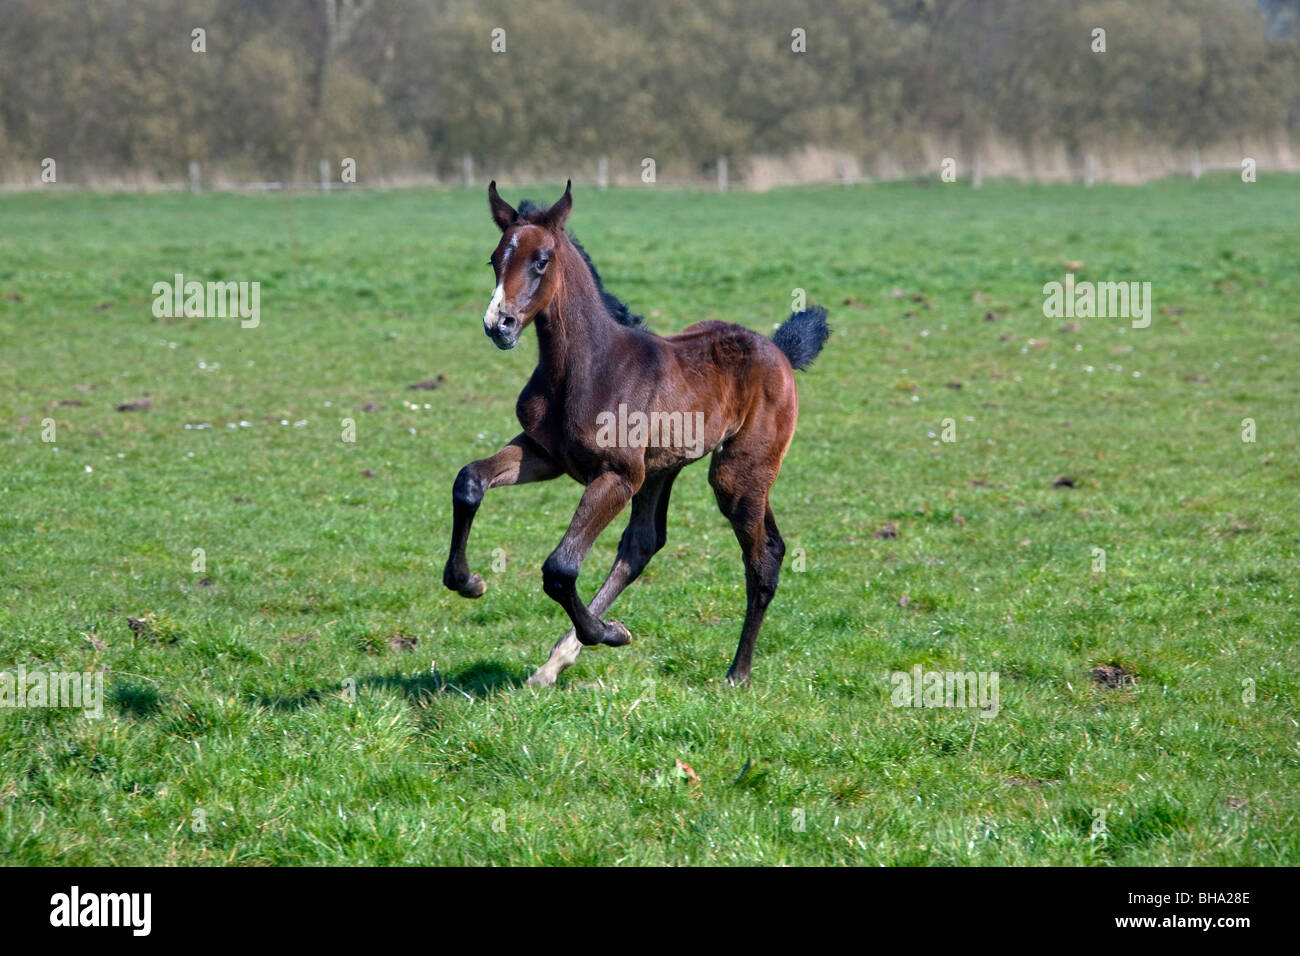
xmin=443 ymin=181 xmax=829 ymax=686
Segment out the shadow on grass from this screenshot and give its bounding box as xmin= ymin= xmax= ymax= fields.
xmin=253 ymin=659 xmax=528 ymax=712
xmin=112 ymin=682 xmax=165 ymax=719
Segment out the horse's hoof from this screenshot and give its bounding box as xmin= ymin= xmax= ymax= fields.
xmin=601 ymin=620 xmax=632 ymax=647
xmin=725 ymin=668 xmax=750 ymax=687
xmin=525 ymin=669 xmax=556 ymax=688
xmin=455 ymin=574 xmax=487 ymax=598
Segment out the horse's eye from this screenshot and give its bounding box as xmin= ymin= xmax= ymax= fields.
xmin=535 ymin=257 xmax=550 ymax=274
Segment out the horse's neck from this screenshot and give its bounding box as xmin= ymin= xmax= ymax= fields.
xmin=534 ymin=247 xmax=615 ymax=388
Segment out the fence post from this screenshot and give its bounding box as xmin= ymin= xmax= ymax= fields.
xmin=717 ymin=156 xmax=728 ymax=192
xmin=1084 ymin=153 xmax=1095 ymax=188
xmin=597 ymin=156 xmax=609 ymax=190
xmin=319 ymin=159 xmax=330 ymax=193
xmin=970 ymin=152 xmax=982 ymax=189
xmin=188 ymin=161 xmax=200 ymax=193
xmin=462 ymin=153 xmax=473 ymax=187
xmin=1190 ymin=148 xmax=1201 ymax=181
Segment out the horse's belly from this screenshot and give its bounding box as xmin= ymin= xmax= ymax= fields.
xmin=628 ymin=407 xmax=729 ymax=469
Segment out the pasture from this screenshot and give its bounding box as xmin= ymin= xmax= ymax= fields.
xmin=0 ymin=177 xmax=1296 ymax=865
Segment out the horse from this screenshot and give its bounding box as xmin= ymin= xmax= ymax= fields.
xmin=443 ymin=180 xmax=829 ymax=687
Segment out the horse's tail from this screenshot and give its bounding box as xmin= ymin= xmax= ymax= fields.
xmin=772 ymin=305 xmax=830 ymax=371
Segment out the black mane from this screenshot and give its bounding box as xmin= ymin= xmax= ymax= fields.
xmin=516 ymin=198 xmax=646 ymax=330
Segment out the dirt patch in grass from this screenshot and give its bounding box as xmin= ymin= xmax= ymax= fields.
xmin=1091 ymin=663 xmax=1137 ymax=688
xmin=388 ymin=632 xmax=419 ymax=652
xmin=408 ymin=374 xmax=446 ymax=390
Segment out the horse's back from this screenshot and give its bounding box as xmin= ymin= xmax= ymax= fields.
xmin=668 ymin=319 xmax=791 ymax=376
xmin=664 ymin=318 xmax=798 ymax=442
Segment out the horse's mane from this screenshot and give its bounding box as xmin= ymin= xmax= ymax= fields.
xmin=516 ymin=198 xmax=646 ymax=330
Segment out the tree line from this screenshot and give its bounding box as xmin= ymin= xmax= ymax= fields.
xmin=1 ymin=0 xmax=1296 ymax=185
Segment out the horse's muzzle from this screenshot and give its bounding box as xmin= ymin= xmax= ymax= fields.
xmin=487 ymin=324 xmax=519 ymax=350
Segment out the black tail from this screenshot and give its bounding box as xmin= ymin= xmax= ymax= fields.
xmin=772 ymin=305 xmax=830 ymax=371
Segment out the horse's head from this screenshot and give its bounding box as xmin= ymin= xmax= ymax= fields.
xmin=481 ymin=180 xmax=572 ymax=350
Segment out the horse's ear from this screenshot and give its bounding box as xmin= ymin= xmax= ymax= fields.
xmin=541 ymin=180 xmax=572 ymax=232
xmin=488 ymin=180 xmax=517 ymax=232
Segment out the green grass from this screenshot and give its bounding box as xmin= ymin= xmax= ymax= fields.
xmin=0 ymin=176 xmax=1296 ymax=865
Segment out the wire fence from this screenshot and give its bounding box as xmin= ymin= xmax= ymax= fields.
xmin=3 ymin=149 xmax=1294 ymax=194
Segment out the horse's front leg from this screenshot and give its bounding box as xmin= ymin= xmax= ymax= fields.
xmin=528 ymin=470 xmax=677 ymax=686
xmin=541 ymin=470 xmax=640 ymax=646
xmin=444 ymin=433 xmax=560 ymax=598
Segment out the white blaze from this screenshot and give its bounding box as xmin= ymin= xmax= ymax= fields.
xmin=482 ymin=233 xmax=519 ymax=332
xmin=483 ymin=284 xmax=505 ymax=330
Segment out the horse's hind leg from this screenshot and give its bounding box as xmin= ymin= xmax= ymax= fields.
xmin=444 ymin=433 xmax=560 ymax=598
xmin=709 ymin=455 xmax=786 ymax=685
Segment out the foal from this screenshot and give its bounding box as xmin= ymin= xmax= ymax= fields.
xmin=443 ymin=181 xmax=829 ymax=686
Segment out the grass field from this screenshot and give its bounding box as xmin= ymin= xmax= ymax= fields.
xmin=1 ymin=176 xmax=1296 ymax=865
